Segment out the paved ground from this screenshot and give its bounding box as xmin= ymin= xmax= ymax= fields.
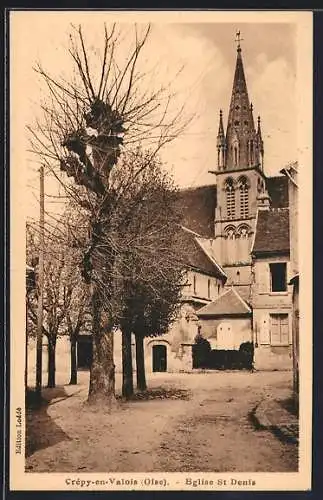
xmin=25 ymin=370 xmax=298 ymax=473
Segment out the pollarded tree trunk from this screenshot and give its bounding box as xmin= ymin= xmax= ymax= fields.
xmin=135 ymin=334 xmax=147 ymax=391
xmin=69 ymin=335 xmax=78 ymax=385
xmin=122 ymin=328 xmax=134 ymax=399
xmin=87 ymin=286 xmax=116 ymax=406
xmin=47 ymin=336 xmax=56 ymax=388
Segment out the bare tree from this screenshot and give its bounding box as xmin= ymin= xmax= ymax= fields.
xmin=28 ymin=23 xmax=190 ymax=406
xmin=26 ymin=222 xmax=67 ymax=388
xmin=64 ymin=286 xmax=89 ymax=385
xmin=112 ymin=149 xmax=186 ymax=398
xmin=62 ymin=214 xmax=90 ymax=385
xmin=26 ymin=210 xmax=88 ymax=388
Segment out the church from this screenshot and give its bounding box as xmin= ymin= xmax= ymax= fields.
xmin=27 ymin=36 xmax=294 ymax=382
xmin=143 ymin=36 xmax=294 ymax=373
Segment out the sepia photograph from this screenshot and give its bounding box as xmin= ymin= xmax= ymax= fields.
xmin=9 ymin=10 xmax=312 ymax=491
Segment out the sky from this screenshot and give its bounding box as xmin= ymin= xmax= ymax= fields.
xmin=10 ymin=11 xmax=310 ymax=221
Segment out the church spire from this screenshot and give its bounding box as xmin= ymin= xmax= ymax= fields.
xmin=257 ymin=115 xmax=263 ymax=146
xmin=224 ymin=33 xmax=259 ymax=170
xmin=217 ymin=110 xmax=226 ymax=169
xmin=217 ymin=109 xmax=225 ymax=140
xmin=256 ymin=115 xmax=264 ymax=170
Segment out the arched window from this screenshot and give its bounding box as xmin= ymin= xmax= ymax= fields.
xmin=237 ymin=224 xmax=251 ymax=263
xmin=231 ymin=133 xmax=239 ymax=168
xmin=250 ymin=141 xmax=254 ymax=165
xmin=238 ymin=176 xmax=249 ymax=218
xmin=225 ymin=178 xmax=235 ymax=219
xmin=238 ymin=224 xmax=250 ymax=239
xmin=224 ymin=225 xmax=237 ymax=264
xmin=225 ymin=227 xmax=236 ymax=239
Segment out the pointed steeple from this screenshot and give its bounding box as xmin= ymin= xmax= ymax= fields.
xmin=217 ymin=110 xmax=226 ymax=169
xmin=256 ymin=115 xmax=264 ymax=170
xmin=257 ymin=115 xmax=262 ymax=141
xmin=217 ymin=109 xmax=225 ymax=143
xmin=225 ymin=38 xmax=259 ymax=170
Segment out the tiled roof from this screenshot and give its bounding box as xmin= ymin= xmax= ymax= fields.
xmin=266 ymin=175 xmax=289 ymax=208
xmin=252 ymin=208 xmax=290 ymax=255
xmin=231 ymin=285 xmax=252 ymax=305
xmin=197 ymin=287 xmax=251 ymax=317
xmin=176 ymin=185 xmax=216 ymax=238
xmin=194 ymin=238 xmax=227 ymax=280
xmin=176 ymin=177 xmax=288 ymax=240
xmin=180 ymin=227 xmax=225 ymax=279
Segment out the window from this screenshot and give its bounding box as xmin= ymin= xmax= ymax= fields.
xmin=224 ymin=226 xmax=236 ymax=264
xmin=237 ymin=224 xmax=250 ymax=263
xmin=193 ymin=275 xmax=197 ymax=295
xmin=270 ymin=263 xmax=287 ymax=292
xmin=234 ymin=146 xmax=238 ymax=165
xmin=238 ymin=177 xmax=249 ymax=218
xmin=225 ymin=178 xmax=235 ymax=219
xmin=270 ymin=314 xmax=289 ymax=345
xmin=207 ymin=279 xmax=211 ymax=299
xmin=250 ymin=141 xmax=254 ymax=164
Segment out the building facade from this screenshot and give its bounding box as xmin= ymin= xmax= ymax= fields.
xmin=281 ymin=162 xmax=299 ymax=398
xmin=149 ymin=39 xmax=294 ymax=373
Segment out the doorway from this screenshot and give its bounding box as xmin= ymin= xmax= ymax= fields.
xmin=152 ymin=344 xmax=167 ymax=372
xmin=77 ymin=335 xmax=93 ymax=370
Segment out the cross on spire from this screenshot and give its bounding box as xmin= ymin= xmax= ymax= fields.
xmin=235 ymin=30 xmax=243 ymax=51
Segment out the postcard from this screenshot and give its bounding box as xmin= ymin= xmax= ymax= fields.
xmin=9 ymin=9 xmax=312 ymax=492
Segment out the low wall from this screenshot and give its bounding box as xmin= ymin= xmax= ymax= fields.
xmin=254 ymin=345 xmax=293 ymax=371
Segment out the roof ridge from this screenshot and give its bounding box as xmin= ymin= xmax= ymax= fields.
xmin=267 ymin=174 xmax=286 ymax=179
xmin=179 ymin=184 xmax=215 ymax=192
xmin=231 ymin=287 xmax=252 ymax=313
xmin=197 ymin=286 xmax=252 ymax=317
xmin=213 ymin=287 xmax=232 ymax=302
xmin=199 ymin=287 xmax=232 ymax=308
xmin=181 ymin=225 xmax=202 ymax=238
xmin=194 ymin=238 xmax=227 ymax=280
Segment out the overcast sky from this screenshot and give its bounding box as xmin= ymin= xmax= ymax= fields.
xmin=10 ymin=11 xmax=310 ymax=220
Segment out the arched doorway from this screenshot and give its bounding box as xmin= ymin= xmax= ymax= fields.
xmin=152 ymin=344 xmax=167 ymax=372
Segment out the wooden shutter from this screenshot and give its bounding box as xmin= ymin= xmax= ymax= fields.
xmin=270 ymin=314 xmax=280 ymax=345
xmin=257 ymin=263 xmax=269 ymax=293
xmin=280 ymin=314 xmax=289 ymax=345
xmin=270 ymin=314 xmax=289 ymax=346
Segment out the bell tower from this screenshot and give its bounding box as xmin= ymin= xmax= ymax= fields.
xmin=213 ymin=32 xmax=269 ymax=288
xmin=217 ymin=31 xmax=264 ymax=172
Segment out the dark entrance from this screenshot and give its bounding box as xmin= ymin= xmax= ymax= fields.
xmin=152 ymin=344 xmax=167 ymax=372
xmin=192 ymin=338 xmax=254 ymax=370
xmin=77 ymin=335 xmax=93 ymax=370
